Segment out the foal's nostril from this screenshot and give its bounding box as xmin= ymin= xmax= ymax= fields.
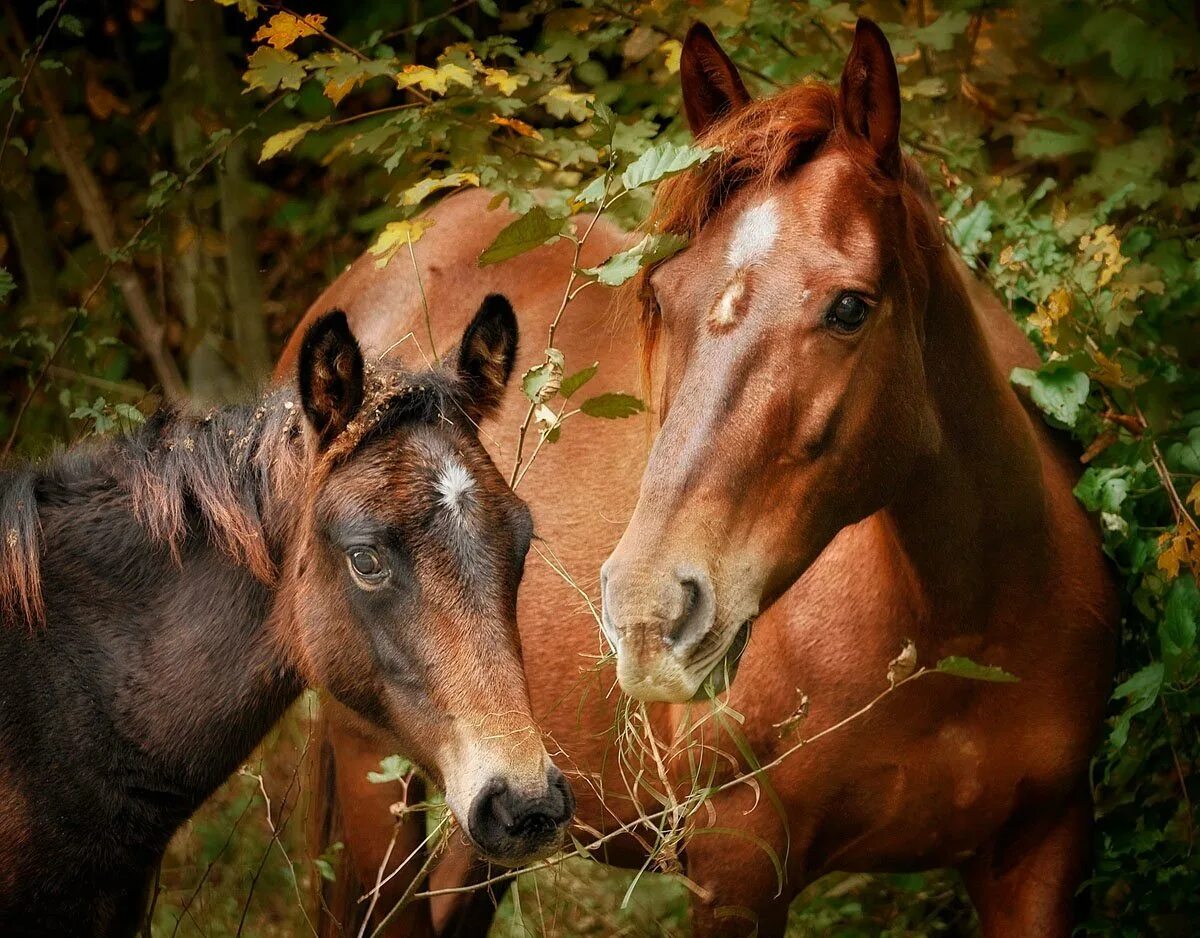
xmin=468 ymin=768 xmax=574 ymax=860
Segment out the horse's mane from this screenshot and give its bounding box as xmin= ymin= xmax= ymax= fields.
xmin=0 ymin=361 xmax=462 ymax=629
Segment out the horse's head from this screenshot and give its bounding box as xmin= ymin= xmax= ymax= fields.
xmin=287 ymin=296 xmax=573 ymax=864
xmin=602 ymin=20 xmax=942 ymax=702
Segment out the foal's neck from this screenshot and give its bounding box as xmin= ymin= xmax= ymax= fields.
xmin=37 ymin=389 xmax=310 ymax=806
xmin=884 ymin=246 xmax=1049 ymax=625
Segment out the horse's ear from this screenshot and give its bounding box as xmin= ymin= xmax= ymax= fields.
xmin=298 ymin=310 xmax=365 ymax=449
xmin=839 ymin=18 xmax=902 ymax=175
xmin=456 ymin=294 xmax=519 ymax=424
xmin=680 ymin=22 xmax=751 ymax=138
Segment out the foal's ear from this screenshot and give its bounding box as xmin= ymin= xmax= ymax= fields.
xmin=298 ymin=310 xmax=365 ymax=449
xmin=456 ymin=294 xmax=519 ymax=424
xmin=839 ymin=18 xmax=902 ymax=175
xmin=680 ymin=22 xmax=751 ymax=138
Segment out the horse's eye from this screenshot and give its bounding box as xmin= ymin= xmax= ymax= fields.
xmin=827 ymin=293 xmax=870 ymax=333
xmin=347 ymin=547 xmax=388 ymax=587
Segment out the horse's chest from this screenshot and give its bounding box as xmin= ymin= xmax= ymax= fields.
xmin=815 ymin=719 xmax=1017 ymax=872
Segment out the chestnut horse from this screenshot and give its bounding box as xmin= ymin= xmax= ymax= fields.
xmin=288 ymin=21 xmax=1116 ymax=938
xmin=0 ymin=298 xmax=573 ymax=936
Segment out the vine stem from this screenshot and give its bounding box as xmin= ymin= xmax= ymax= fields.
xmin=508 ymin=188 xmax=613 ymax=487
xmin=398 ymin=667 xmax=942 ymax=906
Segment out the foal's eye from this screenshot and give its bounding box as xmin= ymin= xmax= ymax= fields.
xmin=826 ymin=293 xmax=871 ymax=333
xmin=347 ymin=547 xmax=388 ymax=587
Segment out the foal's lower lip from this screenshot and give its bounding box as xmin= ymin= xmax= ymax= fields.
xmin=694 ymin=619 xmax=754 ymax=701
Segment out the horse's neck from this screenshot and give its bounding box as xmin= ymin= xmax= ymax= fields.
xmin=883 ymin=247 xmax=1050 ymax=626
xmin=34 ymin=400 xmax=307 ymax=810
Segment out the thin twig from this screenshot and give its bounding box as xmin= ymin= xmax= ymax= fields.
xmin=406 ymin=234 xmax=437 ymax=361
xmin=0 ymin=0 xmax=67 ymax=160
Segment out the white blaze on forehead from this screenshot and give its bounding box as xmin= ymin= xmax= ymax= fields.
xmin=436 ymin=459 xmax=476 ymax=520
xmin=725 ymin=197 xmax=780 ymax=269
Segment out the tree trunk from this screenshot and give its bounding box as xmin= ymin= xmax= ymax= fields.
xmin=165 ymin=0 xmax=271 ymax=400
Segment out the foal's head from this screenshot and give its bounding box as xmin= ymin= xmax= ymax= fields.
xmin=602 ymin=21 xmax=944 ymax=702
xmin=287 ymin=297 xmax=572 ymax=863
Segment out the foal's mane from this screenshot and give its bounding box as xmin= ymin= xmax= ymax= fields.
xmin=0 ymin=361 xmax=462 ymax=628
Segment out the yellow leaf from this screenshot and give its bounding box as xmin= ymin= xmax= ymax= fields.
xmin=396 ymin=62 xmax=474 ymax=96
xmin=400 ymin=173 xmax=480 ymax=207
xmin=1079 ymin=224 xmax=1129 ymax=288
xmin=482 ymin=67 xmax=527 ymax=96
xmin=1028 ymin=286 xmax=1072 ymax=346
xmin=253 ymin=12 xmax=326 ymax=50
xmin=260 ymin=120 xmax=326 ymax=162
xmin=1187 ymin=482 xmax=1200 ymax=515
xmin=1158 ymin=528 xmax=1200 ymax=581
xmin=324 ymin=77 xmax=357 ymax=105
xmin=368 ymin=219 xmax=435 ymax=269
xmin=540 ymin=85 xmax=593 ymax=121
xmin=659 ymin=39 xmax=682 ymax=74
xmin=1089 ymin=349 xmax=1138 ymax=389
xmin=490 ymin=115 xmax=543 ymax=140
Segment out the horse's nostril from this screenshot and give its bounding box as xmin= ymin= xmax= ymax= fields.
xmin=666 ymin=570 xmax=715 ymax=652
xmin=669 ymin=578 xmax=700 ymax=642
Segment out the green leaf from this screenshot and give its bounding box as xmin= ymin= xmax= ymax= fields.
xmin=1161 ymin=576 xmax=1198 ymax=680
xmin=580 ymin=232 xmax=688 ymax=287
xmin=1109 ymin=662 xmax=1163 ymax=750
xmin=574 ymin=174 xmax=608 ymax=205
xmin=1011 ymin=364 xmax=1090 ymax=428
xmin=1074 ymin=467 xmax=1130 ymax=514
xmin=313 ymin=841 xmax=343 ymax=882
xmin=579 ymin=393 xmax=645 ymax=419
xmin=477 ymin=206 xmax=569 ymax=266
xmin=620 ymin=141 xmax=720 ymax=192
xmin=1013 ymin=126 xmax=1096 ymax=160
xmin=910 ymin=10 xmax=970 ymax=51
xmin=0 ymin=267 xmax=14 ymax=304
xmin=57 ymin=14 xmax=84 ymax=37
xmin=560 ymin=362 xmax=598 ymax=399
xmin=950 ymin=201 xmax=992 ymax=259
xmin=243 ymin=46 xmax=307 ymax=94
xmin=935 ymin=656 xmax=1019 ymax=683
xmin=1167 ymin=428 xmax=1200 ymax=474
xmin=591 ymin=100 xmax=618 ymax=154
xmin=367 ymin=754 xmax=413 ymax=784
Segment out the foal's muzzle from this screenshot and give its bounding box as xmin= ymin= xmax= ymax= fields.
xmin=467 ymin=765 xmax=575 ymax=864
